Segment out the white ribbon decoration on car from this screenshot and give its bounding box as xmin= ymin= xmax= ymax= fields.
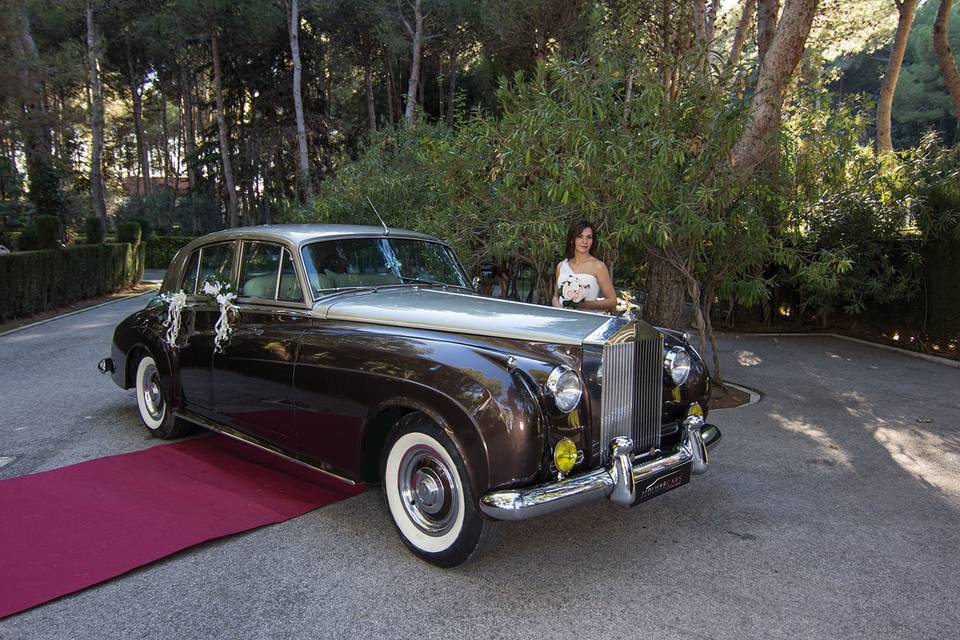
xmin=160 ymin=291 xmax=187 ymax=348
xmin=202 ymin=281 xmax=238 ymax=353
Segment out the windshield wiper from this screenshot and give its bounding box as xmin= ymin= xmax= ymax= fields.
xmin=399 ymin=276 xmax=448 ymax=288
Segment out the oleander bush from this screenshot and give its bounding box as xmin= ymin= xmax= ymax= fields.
xmin=0 ymin=243 xmax=144 ymax=322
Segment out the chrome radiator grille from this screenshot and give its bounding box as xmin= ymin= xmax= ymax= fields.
xmin=599 ymin=335 xmax=663 ymax=460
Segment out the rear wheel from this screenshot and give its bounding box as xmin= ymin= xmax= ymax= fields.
xmin=135 ymin=354 xmax=192 ymax=439
xmin=382 ymin=414 xmax=483 ymax=567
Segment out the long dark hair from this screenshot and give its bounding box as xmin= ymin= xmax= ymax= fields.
xmin=565 ymin=219 xmax=598 ymax=260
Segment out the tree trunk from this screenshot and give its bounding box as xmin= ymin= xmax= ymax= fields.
xmin=175 ymin=92 xmax=184 ymax=181
xmin=288 ymin=0 xmax=312 ymax=202
xmin=211 ymin=31 xmax=239 ymax=228
xmin=877 ymin=0 xmax=918 ymax=155
xmin=86 ymin=2 xmax=107 ymax=223
xmin=694 ymin=0 xmax=706 ymax=45
xmin=126 ymin=37 xmax=151 ymax=196
xmin=181 ymin=65 xmax=197 ymax=189
xmin=446 ymin=42 xmax=458 ymax=127
xmin=706 ymin=0 xmax=718 ymax=42
xmin=384 ymin=50 xmax=396 ymax=125
xmin=933 ymin=0 xmax=960 ymax=124
xmin=703 ymin=286 xmax=723 ymax=383
xmin=660 ymin=0 xmax=672 ymax=94
xmin=54 ymin=90 xmax=65 ymax=165
xmin=403 ymin=0 xmax=424 ymax=126
xmin=642 ymin=250 xmax=687 ymax=328
xmin=365 ymin=57 xmax=377 ymax=133
xmin=757 ymin=0 xmax=780 ymax=67
xmin=731 ymin=0 xmax=818 ymax=179
xmin=161 ymin=94 xmax=171 ymax=184
xmin=10 ymin=2 xmax=64 ymax=218
xmin=728 ymin=0 xmax=757 ymax=71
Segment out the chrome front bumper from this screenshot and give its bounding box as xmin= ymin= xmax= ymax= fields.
xmin=479 ymin=416 xmax=721 ymax=521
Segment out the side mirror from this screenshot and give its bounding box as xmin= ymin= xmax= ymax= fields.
xmin=471 ymin=276 xmax=480 ymax=291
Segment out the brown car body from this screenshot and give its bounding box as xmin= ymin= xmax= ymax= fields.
xmin=102 ymin=224 xmax=719 ymax=566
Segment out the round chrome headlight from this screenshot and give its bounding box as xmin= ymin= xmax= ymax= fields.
xmin=546 ymin=366 xmax=582 ymax=413
xmin=664 ymin=346 xmax=691 ymax=386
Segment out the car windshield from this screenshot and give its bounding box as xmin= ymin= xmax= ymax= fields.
xmin=301 ymin=237 xmax=470 ymax=296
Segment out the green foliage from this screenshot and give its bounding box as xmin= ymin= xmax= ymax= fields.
xmin=145 ymin=236 xmax=196 ymax=269
xmin=0 ymin=243 xmax=144 ymax=322
xmin=299 ymin=124 xmax=444 ymax=235
xmin=25 ymin=158 xmax=67 ymax=220
xmin=83 ymin=217 xmax=106 ymax=245
xmin=15 ymin=226 xmax=38 ymax=251
xmin=127 ymin=216 xmax=152 ymax=238
xmin=31 ymin=215 xmax=64 ymax=250
xmin=924 ymin=235 xmax=960 ymax=343
xmin=117 ymin=221 xmax=142 ymax=245
xmin=115 ymin=192 xmax=221 ymax=236
xmin=895 ymin=2 xmax=960 ymax=126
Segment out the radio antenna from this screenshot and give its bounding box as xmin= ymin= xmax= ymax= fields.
xmin=366 ymin=196 xmax=389 ymax=236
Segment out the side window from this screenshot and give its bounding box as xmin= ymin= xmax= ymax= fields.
xmin=278 ymin=249 xmax=304 ymax=302
xmin=181 ymin=249 xmax=200 ymax=294
xmin=198 ymin=243 xmax=235 ymax=291
xmin=239 ymin=241 xmax=282 ymax=299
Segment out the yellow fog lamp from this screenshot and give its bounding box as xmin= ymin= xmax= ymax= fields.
xmin=687 ymin=402 xmax=704 ymax=418
xmin=553 ymin=438 xmax=578 ymax=474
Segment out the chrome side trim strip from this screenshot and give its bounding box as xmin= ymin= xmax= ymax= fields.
xmin=174 ymin=409 xmax=359 ymax=486
xmin=480 ymin=417 xmax=719 ymax=521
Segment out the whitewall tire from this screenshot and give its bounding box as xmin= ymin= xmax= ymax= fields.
xmin=382 ymin=414 xmax=483 ymax=567
xmin=134 ymin=353 xmax=192 ymax=439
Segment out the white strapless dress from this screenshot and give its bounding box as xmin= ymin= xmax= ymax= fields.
xmin=558 ymin=259 xmax=599 ymax=300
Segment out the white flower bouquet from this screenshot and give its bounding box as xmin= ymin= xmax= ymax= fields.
xmin=558 ymin=276 xmax=590 ymax=308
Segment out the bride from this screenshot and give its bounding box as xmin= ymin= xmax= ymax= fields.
xmin=551 ymin=219 xmax=617 ymax=311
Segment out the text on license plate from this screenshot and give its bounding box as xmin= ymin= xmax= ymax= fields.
xmin=633 ymin=462 xmax=692 ymax=505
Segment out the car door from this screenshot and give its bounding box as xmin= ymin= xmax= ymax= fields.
xmin=212 ymin=240 xmax=311 ymax=449
xmin=176 ymin=241 xmax=236 ymax=414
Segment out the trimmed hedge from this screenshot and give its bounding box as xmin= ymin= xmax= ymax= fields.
xmin=117 ymin=221 xmax=142 ymax=245
xmin=83 ymin=216 xmax=106 ymax=244
xmin=925 ymin=236 xmax=960 ymax=344
xmin=145 ymin=235 xmax=195 ymax=269
xmin=0 ymin=243 xmax=144 ymax=322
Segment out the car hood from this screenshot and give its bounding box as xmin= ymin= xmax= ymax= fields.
xmin=316 ymin=288 xmax=613 ymax=346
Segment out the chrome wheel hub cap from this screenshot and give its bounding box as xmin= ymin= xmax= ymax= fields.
xmin=142 ymin=364 xmax=164 ymax=421
xmin=398 ymin=445 xmax=458 ymax=536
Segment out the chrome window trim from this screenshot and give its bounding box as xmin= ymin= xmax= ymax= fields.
xmin=299 ymin=237 xmax=472 ymax=299
xmin=236 ymin=239 xmax=311 ymax=310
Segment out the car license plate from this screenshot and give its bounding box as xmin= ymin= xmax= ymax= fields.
xmin=633 ymin=462 xmax=692 ymax=505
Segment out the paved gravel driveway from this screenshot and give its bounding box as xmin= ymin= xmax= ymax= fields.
xmin=2 ymin=298 xmax=958 ymax=639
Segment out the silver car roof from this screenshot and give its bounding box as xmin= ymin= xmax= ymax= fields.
xmin=184 ymin=224 xmax=443 ymax=251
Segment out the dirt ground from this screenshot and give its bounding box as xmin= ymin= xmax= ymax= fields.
xmin=708 ymin=381 xmax=751 ymax=410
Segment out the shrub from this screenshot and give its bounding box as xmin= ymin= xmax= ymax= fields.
xmin=0 ymin=242 xmax=144 ymax=322
xmin=117 ymin=221 xmax=142 ymax=245
xmin=32 ymin=215 xmax=63 ymax=250
xmin=145 ymin=235 xmax=195 ymax=269
xmin=15 ymin=226 xmax=37 ymax=251
xmin=128 ymin=216 xmax=152 ymax=238
xmin=83 ymin=216 xmax=106 ymax=244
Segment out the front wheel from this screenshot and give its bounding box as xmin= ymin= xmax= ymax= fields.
xmin=135 ymin=354 xmax=192 ymax=439
xmin=382 ymin=414 xmax=483 ymax=567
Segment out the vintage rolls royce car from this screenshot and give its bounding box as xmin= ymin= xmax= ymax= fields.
xmin=99 ymin=224 xmax=721 ymax=567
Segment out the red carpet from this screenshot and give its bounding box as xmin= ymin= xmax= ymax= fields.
xmin=0 ymin=435 xmax=364 ymax=618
